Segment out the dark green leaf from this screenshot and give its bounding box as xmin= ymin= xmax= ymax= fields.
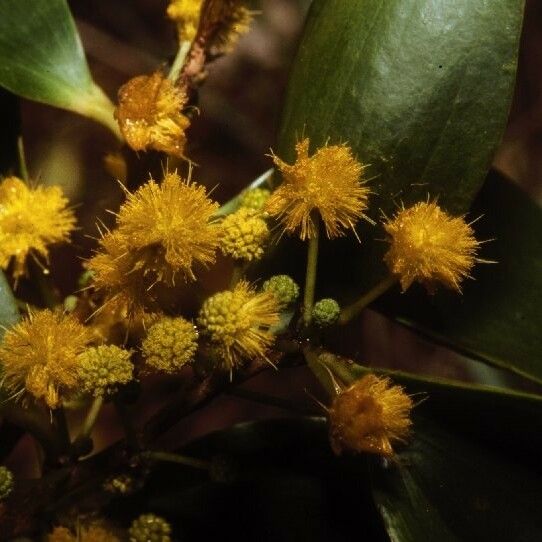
xmin=308 ymin=351 xmax=542 ymax=541
xmin=0 ymin=0 xmax=119 ymax=135
xmin=277 ymin=0 xmax=525 ymax=291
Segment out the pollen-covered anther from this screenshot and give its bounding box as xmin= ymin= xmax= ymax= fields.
xmin=0 ymin=176 xmax=76 ymax=279
xmin=198 ymin=280 xmax=279 ymax=371
xmin=115 ymin=72 xmax=190 ymax=157
xmin=219 ymin=208 xmax=270 ymax=261
xmin=328 ymin=374 xmax=413 ymax=458
xmin=267 ymin=138 xmax=370 ymax=240
xmin=0 ymin=310 xmax=92 ymax=408
xmin=383 ymin=201 xmax=481 ymax=293
xmin=142 ymin=316 xmax=198 ymax=374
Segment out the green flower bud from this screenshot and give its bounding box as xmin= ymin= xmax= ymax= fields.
xmin=262 ymin=275 xmax=300 ymax=308
xmin=129 ymin=514 xmax=171 ymax=542
xmin=312 ymin=298 xmax=340 ymax=327
xmin=239 ymin=187 xmax=271 ymax=211
xmin=0 ymin=466 xmax=14 ymax=499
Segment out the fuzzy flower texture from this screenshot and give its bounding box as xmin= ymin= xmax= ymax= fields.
xmin=329 ymin=374 xmax=413 ymax=458
xmin=384 ymin=201 xmax=481 ymax=293
xmin=0 ymin=310 xmax=92 ymax=408
xmin=0 ymin=176 xmax=75 ymax=279
xmin=267 ymin=139 xmax=370 ymax=240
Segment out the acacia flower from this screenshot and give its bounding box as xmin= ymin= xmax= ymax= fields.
xmin=219 ymin=208 xmax=270 ymax=261
xmin=167 ymin=0 xmax=203 ymax=42
xmin=47 ymin=525 xmax=120 ymax=542
xmin=239 ymin=187 xmax=270 ymax=211
xmin=267 ymin=139 xmax=370 ymax=240
xmin=198 ymin=280 xmax=279 ymax=371
xmin=77 ymin=345 xmax=134 ymax=396
xmin=129 ymin=514 xmax=171 ymax=542
xmin=142 ymin=316 xmax=198 ymax=374
xmin=204 ymin=0 xmax=253 ymax=53
xmin=0 ymin=310 xmax=92 ymax=408
xmin=115 ymin=171 xmax=220 ymax=284
xmin=383 ymin=201 xmax=481 ymax=293
xmin=328 ymin=374 xmax=413 ymax=457
xmin=0 ymin=176 xmax=76 ymax=279
xmin=115 ymin=72 xmax=190 ymax=157
xmin=0 ymin=466 xmax=14 ymax=500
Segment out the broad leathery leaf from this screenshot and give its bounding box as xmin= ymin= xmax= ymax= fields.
xmin=277 ymin=0 xmax=525 ymax=292
xmin=0 ymin=0 xmax=120 ymax=136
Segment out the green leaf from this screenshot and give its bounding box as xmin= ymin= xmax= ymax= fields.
xmin=308 ymin=351 xmax=542 ymax=541
xmin=277 ymin=0 xmax=525 ymax=291
xmin=380 ymin=171 xmax=542 ymax=385
xmin=0 ymin=270 xmax=19 ymax=338
xmin=0 ymin=0 xmax=120 ymax=137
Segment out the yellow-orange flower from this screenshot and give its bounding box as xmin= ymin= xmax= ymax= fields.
xmin=198 ymin=280 xmax=279 ymax=371
xmin=267 ymin=139 xmax=370 ymax=240
xmin=115 ymin=72 xmax=190 ymax=157
xmin=384 ymin=201 xmax=480 ymax=293
xmin=0 ymin=176 xmax=76 ymax=279
xmin=167 ymin=0 xmax=203 ymax=42
xmin=47 ymin=525 xmax=120 ymax=542
xmin=328 ymin=374 xmax=413 ymax=457
xmin=0 ymin=310 xmax=92 ymax=408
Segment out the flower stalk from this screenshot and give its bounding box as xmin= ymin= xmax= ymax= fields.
xmin=303 ymin=213 xmax=320 ymax=326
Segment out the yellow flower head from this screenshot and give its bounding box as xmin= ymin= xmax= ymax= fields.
xmin=204 ymin=0 xmax=253 ymax=53
xmin=198 ymin=280 xmax=279 ymax=371
xmin=219 ymin=208 xmax=269 ymax=261
xmin=115 ymin=72 xmax=190 ymax=157
xmin=77 ymin=345 xmax=134 ymax=396
xmin=384 ymin=201 xmax=480 ymax=293
xmin=0 ymin=310 xmax=92 ymax=408
xmin=267 ymin=139 xmax=370 ymax=240
xmin=328 ymin=374 xmax=413 ymax=458
xmin=167 ymin=0 xmax=203 ymax=42
xmin=47 ymin=525 xmax=120 ymax=542
xmin=0 ymin=176 xmax=76 ymax=279
xmin=116 ymin=171 xmax=220 ymax=284
xmin=129 ymin=514 xmax=171 ymax=542
xmin=239 ymin=187 xmax=270 ymax=211
xmin=142 ymin=316 xmax=198 ymax=374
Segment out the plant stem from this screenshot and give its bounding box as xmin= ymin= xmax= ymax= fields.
xmin=303 ymin=215 xmax=320 ymax=327
xmin=17 ymin=136 xmax=29 ymax=180
xmin=52 ymin=406 xmax=71 ymax=454
xmin=141 ymin=451 xmax=210 ymax=470
xmin=338 ymin=275 xmax=398 ymax=325
xmin=79 ymin=395 xmax=104 ymax=440
xmin=168 ymin=40 xmax=192 ymax=82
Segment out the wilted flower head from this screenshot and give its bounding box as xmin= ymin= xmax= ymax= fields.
xmin=384 ymin=201 xmax=481 ymax=293
xmin=267 ymin=139 xmax=370 ymax=240
xmin=0 ymin=176 xmax=76 ymax=279
xmin=115 ymin=72 xmax=190 ymax=157
xmin=202 ymin=0 xmax=253 ymax=53
xmin=0 ymin=310 xmax=92 ymax=408
xmin=219 ymin=208 xmax=270 ymax=261
xmin=198 ymin=280 xmax=279 ymax=371
xmin=142 ymin=316 xmax=198 ymax=374
xmin=329 ymin=374 xmax=413 ymax=457
xmin=47 ymin=525 xmax=120 ymax=542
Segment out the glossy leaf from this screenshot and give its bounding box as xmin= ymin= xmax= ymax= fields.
xmin=277 ymin=0 xmax=525 ymax=291
xmin=0 ymin=0 xmax=119 ymax=136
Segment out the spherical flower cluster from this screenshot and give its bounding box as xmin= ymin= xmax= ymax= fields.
xmin=0 ymin=176 xmax=76 ymax=279
xmin=115 ymin=72 xmax=190 ymax=157
xmin=219 ymin=208 xmax=269 ymax=261
xmin=328 ymin=374 xmax=413 ymax=457
xmin=88 ymin=172 xmax=220 ymax=314
xmin=0 ymin=466 xmax=14 ymax=499
xmin=239 ymin=187 xmax=271 ymax=211
xmin=77 ymin=345 xmax=134 ymax=396
xmin=167 ymin=0 xmax=202 ymax=42
xmin=262 ymin=275 xmax=299 ymax=308
xmin=198 ymin=280 xmax=279 ymax=371
xmin=0 ymin=310 xmax=92 ymax=408
xmin=312 ymin=298 xmax=340 ymax=327
xmin=47 ymin=525 xmax=120 ymax=542
xmin=383 ymin=201 xmax=480 ymax=293
xmin=142 ymin=316 xmax=198 ymax=373
xmin=267 ymin=139 xmax=370 ymax=240
xmin=129 ymin=514 xmax=172 ymax=542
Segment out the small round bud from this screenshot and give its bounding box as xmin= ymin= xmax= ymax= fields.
xmin=142 ymin=317 xmax=198 ymax=374
xmin=220 ymin=208 xmax=269 ymax=262
xmin=262 ymin=275 xmax=300 ymax=308
xmin=239 ymin=187 xmax=271 ymax=211
xmin=103 ymin=474 xmax=136 ymax=495
xmin=312 ymin=298 xmax=340 ymax=327
xmin=77 ymin=345 xmax=134 ymax=396
xmin=63 ymin=295 xmax=78 ymax=313
xmin=129 ymin=514 xmax=171 ymax=542
xmin=0 ymin=466 xmax=14 ymax=499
